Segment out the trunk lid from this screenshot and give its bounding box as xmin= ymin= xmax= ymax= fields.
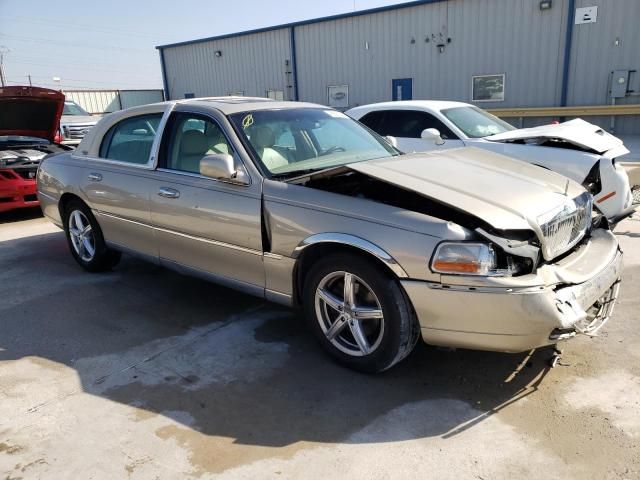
xmin=0 ymin=86 xmax=65 ymax=143
xmin=349 ymin=147 xmax=586 ymax=232
xmin=484 ymin=118 xmax=629 ymax=155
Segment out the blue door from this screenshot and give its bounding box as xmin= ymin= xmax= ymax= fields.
xmin=392 ymin=78 xmax=413 ymax=101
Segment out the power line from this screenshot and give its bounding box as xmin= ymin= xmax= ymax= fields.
xmin=7 ymin=58 xmax=159 ymax=77
xmin=5 ymin=79 xmax=161 ymax=90
xmin=3 ymin=15 xmax=164 ymax=40
xmin=0 ymin=33 xmax=151 ymax=53
xmin=6 ymin=75 xmax=139 ymax=86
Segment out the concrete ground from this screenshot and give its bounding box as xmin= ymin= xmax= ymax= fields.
xmin=0 ymin=208 xmax=639 ymax=480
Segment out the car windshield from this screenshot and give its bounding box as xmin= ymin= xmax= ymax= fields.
xmin=63 ymin=102 xmax=90 ymax=116
xmin=441 ymin=106 xmax=515 ymax=138
xmin=229 ymin=108 xmax=398 ymax=177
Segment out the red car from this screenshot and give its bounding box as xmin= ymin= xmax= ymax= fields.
xmin=0 ymin=86 xmax=71 ymax=213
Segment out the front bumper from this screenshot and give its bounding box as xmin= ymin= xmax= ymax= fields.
xmin=402 ymin=230 xmax=623 ymax=353
xmin=0 ymin=171 xmax=39 ymax=213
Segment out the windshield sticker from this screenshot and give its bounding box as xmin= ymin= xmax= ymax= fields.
xmin=242 ymin=114 xmax=254 ymax=129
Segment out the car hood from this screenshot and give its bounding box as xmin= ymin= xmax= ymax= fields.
xmin=61 ymin=114 xmax=99 ymax=124
xmin=484 ymin=118 xmax=629 ymax=156
xmin=0 ymin=86 xmax=65 ymax=142
xmin=349 ymin=147 xmax=586 ymax=232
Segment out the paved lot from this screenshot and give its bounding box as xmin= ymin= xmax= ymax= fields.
xmin=1 ymin=208 xmax=639 ymax=480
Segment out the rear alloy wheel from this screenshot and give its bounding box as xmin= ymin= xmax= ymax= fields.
xmin=68 ymin=209 xmax=96 ymax=263
xmin=304 ymin=254 xmax=418 ymax=373
xmin=64 ymin=200 xmax=121 ymax=272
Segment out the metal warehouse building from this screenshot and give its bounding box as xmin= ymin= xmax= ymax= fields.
xmin=157 ymin=0 xmax=640 ymax=134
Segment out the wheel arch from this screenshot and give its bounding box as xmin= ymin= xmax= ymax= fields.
xmin=291 ymin=233 xmax=408 ymax=306
xmin=58 ymin=192 xmax=89 ymax=222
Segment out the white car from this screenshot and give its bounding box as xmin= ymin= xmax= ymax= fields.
xmin=347 ymin=101 xmax=636 ymax=223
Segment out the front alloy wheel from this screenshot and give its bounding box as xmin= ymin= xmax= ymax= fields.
xmin=315 ymin=271 xmax=385 ymax=356
xmin=304 ymin=253 xmax=418 ymax=373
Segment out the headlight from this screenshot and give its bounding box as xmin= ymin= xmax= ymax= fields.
xmin=431 ymin=242 xmax=497 ymax=275
xmin=431 ymin=242 xmax=528 ymax=276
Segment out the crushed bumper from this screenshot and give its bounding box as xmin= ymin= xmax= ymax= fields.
xmin=0 ymin=170 xmax=39 ymax=213
xmin=402 ymin=232 xmax=623 ymax=353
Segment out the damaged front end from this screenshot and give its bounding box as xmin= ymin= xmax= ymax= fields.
xmin=287 ymin=162 xmax=622 ymax=352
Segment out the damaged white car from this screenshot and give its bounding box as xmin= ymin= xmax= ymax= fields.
xmin=348 ymin=101 xmax=636 ymax=224
xmin=38 ymin=99 xmax=623 ymax=372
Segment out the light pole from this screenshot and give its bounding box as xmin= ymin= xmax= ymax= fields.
xmin=0 ymin=46 xmax=9 ymax=87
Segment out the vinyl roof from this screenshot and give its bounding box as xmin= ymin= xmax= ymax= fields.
xmin=180 ymin=98 xmax=326 ymax=115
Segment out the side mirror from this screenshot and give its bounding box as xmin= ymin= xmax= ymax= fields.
xmin=384 ymin=135 xmax=398 ymax=148
xmin=421 ymin=128 xmax=445 ymax=146
xmin=200 ymin=154 xmax=249 ymax=185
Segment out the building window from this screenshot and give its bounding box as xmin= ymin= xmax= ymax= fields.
xmin=471 ymin=74 xmax=505 ymax=102
xmin=228 ymin=91 xmax=244 ymax=96
xmin=266 ymin=89 xmax=284 ymax=101
xmin=184 ymin=93 xmax=195 ymax=99
xmin=327 ymin=85 xmax=349 ymax=109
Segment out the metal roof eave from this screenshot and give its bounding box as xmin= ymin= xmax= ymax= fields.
xmin=156 ymin=0 xmax=447 ymax=50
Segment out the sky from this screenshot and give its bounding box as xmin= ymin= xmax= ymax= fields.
xmin=0 ymin=0 xmax=409 ymax=91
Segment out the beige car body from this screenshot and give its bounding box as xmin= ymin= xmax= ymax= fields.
xmin=37 ymin=98 xmax=623 ymax=353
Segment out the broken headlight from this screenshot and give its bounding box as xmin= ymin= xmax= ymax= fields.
xmin=430 ymin=242 xmax=530 ymax=276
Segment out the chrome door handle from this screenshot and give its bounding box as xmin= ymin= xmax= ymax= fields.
xmin=158 ymin=187 xmax=180 ymax=199
xmin=88 ymin=173 xmax=102 ymax=182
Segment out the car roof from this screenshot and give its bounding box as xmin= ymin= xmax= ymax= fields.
xmin=130 ymin=97 xmax=329 ymax=115
xmin=347 ymin=100 xmax=471 ymax=115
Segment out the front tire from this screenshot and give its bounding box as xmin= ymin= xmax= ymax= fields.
xmin=303 ymin=253 xmax=418 ymax=373
xmin=63 ymin=200 xmax=121 ymax=272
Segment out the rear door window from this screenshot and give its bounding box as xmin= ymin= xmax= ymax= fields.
xmin=99 ymin=114 xmax=162 ymax=164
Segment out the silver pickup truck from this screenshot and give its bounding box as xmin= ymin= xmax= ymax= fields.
xmin=59 ymin=100 xmax=100 ymax=146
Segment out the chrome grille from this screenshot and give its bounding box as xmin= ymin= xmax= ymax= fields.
xmin=63 ymin=123 xmax=95 ymax=140
xmin=538 ymin=193 xmax=592 ymax=260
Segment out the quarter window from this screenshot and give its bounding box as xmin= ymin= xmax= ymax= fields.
xmin=161 ymin=113 xmax=234 ymax=174
xmin=360 ymin=110 xmax=458 ymax=140
xmin=99 ymin=114 xmax=162 ymax=164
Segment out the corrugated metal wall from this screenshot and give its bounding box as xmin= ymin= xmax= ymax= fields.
xmin=568 ymin=0 xmax=640 ymax=134
xmin=64 ymin=90 xmax=120 ymax=114
xmin=160 ymin=0 xmax=639 ymax=133
xmin=161 ymin=28 xmax=292 ymax=100
xmin=120 ymin=90 xmax=165 ymax=109
xmin=295 ymin=0 xmax=568 ymax=108
xmin=64 ymin=89 xmax=165 ymax=114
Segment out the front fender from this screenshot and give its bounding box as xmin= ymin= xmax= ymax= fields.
xmin=293 ymin=232 xmax=409 ymax=278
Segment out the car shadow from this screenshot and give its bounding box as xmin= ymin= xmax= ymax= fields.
xmin=0 ymin=229 xmax=554 ymax=448
xmin=0 ymin=206 xmax=43 ymax=224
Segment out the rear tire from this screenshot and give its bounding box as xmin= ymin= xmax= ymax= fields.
xmin=63 ymin=200 xmax=121 ymax=272
xmin=303 ymin=253 xmax=418 ymax=373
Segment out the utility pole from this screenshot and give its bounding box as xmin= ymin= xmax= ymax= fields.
xmin=27 ymin=74 xmax=32 ymax=86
